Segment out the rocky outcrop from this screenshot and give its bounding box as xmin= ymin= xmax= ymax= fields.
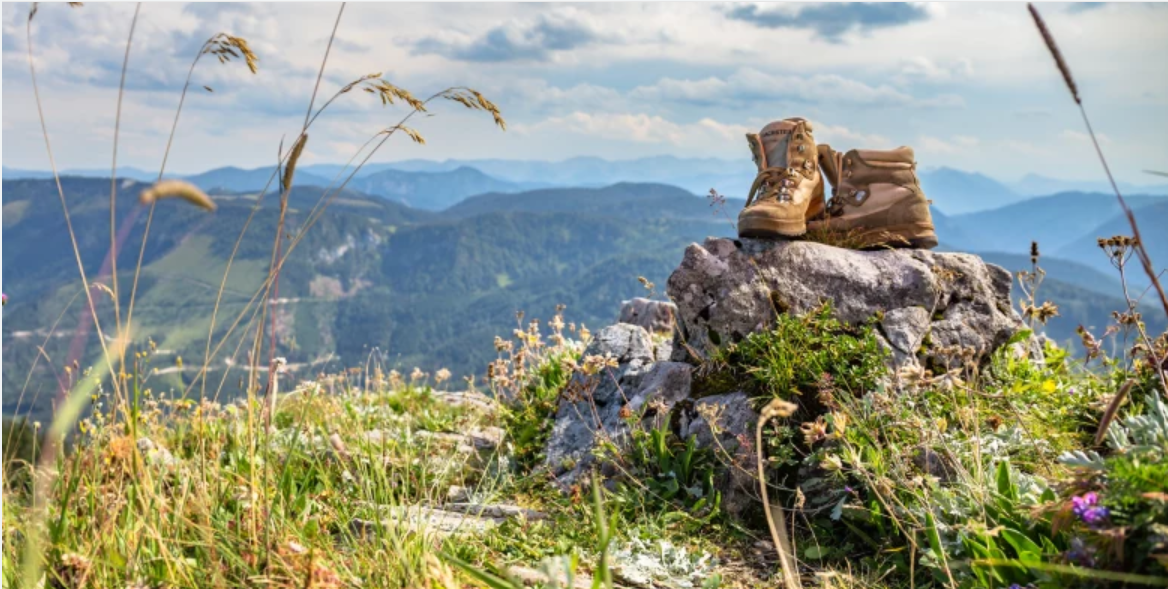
xmin=544 ymin=237 xmax=1030 ymax=510
xmin=667 ymin=238 xmax=1027 ymax=370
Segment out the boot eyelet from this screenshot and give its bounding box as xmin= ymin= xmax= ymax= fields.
xmin=845 ymin=170 xmax=852 ymax=178
xmin=798 ymin=145 xmax=806 ymax=153
xmin=855 ymin=190 xmax=867 ymax=202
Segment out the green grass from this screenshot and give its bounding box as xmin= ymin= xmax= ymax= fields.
xmin=4 ymin=299 xmax=1167 ymax=588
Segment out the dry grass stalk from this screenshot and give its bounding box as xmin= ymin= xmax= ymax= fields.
xmin=1028 ymin=3 xmax=1168 ymax=329
xmin=1027 ymin=4 xmax=1079 ymax=105
xmin=1095 ymin=379 xmax=1137 ymax=447
xmin=139 ymin=180 xmax=217 ymax=211
xmin=282 ymin=133 xmax=309 ymax=192
xmin=758 ymin=399 xmax=801 ymax=589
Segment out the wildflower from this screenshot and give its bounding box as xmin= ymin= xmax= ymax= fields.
xmin=821 ymin=454 xmax=843 ymax=471
xmin=434 ymin=368 xmax=451 ymax=384
xmin=1 ymin=293 xmax=6 ymax=306
xmin=800 ymin=417 xmax=828 ymax=446
xmin=1071 ymin=492 xmax=1109 ymax=527
xmin=1066 ymin=536 xmax=1096 ymax=567
xmin=829 ymin=412 xmax=847 ymax=437
xmin=409 ymin=367 xmax=425 ymax=382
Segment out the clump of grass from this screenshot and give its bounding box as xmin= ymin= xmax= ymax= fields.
xmin=698 ymin=302 xmax=887 ymax=404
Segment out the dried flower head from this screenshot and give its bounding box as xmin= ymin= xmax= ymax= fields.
xmin=1111 ymin=309 xmax=1142 ymax=326
xmin=204 ymin=33 xmax=259 ymax=74
xmin=139 ymin=180 xmax=216 ymax=211
xmin=801 ymin=416 xmax=828 ymax=446
xmin=1021 ymin=301 xmax=1060 ymax=325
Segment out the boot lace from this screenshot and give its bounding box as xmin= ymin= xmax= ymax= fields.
xmin=745 ymin=167 xmax=803 ymax=208
xmin=820 ymin=146 xmax=848 ymax=217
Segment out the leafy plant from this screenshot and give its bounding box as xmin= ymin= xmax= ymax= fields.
xmin=620 ymin=419 xmax=721 ymax=518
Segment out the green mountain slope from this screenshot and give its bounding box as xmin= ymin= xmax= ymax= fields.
xmin=1054 ymin=201 xmax=1168 ymax=288
xmin=947 ymin=192 xmax=1166 ymax=254
xmin=2 ymin=178 xmax=724 ymax=421
xmin=5 ymin=178 xmax=1162 ymax=424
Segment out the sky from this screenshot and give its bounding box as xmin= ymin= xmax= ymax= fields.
xmin=2 ymin=2 xmax=1167 ymax=184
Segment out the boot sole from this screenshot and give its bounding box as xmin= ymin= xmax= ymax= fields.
xmin=738 ymin=215 xmax=807 ymax=239
xmin=808 ymin=220 xmax=938 ymax=250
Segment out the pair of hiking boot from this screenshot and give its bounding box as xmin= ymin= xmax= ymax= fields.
xmin=737 ymin=117 xmax=938 ymax=250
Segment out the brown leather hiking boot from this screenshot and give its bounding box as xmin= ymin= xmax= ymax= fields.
xmin=809 ymin=144 xmax=938 ymax=249
xmin=738 ymin=118 xmax=824 ymax=238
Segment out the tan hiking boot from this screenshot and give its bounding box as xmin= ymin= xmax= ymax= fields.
xmin=738 ymin=118 xmax=824 ymax=238
xmin=809 ymin=144 xmax=938 ymax=249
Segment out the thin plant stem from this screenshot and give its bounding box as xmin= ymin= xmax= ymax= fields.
xmin=1028 ymin=3 xmax=1168 ymax=326
xmin=108 ymin=3 xmax=141 ymax=355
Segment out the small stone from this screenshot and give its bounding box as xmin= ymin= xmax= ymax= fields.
xmin=619 ymin=297 xmax=678 ymax=335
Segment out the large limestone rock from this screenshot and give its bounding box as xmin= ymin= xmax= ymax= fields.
xmin=667 ymin=238 xmax=1027 ymax=370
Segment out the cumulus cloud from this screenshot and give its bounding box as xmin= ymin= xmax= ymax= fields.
xmin=410 ymin=10 xmax=603 ymax=62
xmin=726 ymin=2 xmax=931 ymax=42
xmin=514 ymin=112 xmax=751 ymax=146
xmin=631 ymin=68 xmax=963 ymax=109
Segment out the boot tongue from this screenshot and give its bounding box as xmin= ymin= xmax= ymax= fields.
xmin=758 ymin=119 xmax=799 ymax=170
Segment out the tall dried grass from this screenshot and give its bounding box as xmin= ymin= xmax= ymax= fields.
xmin=12 ymin=2 xmax=506 ymax=585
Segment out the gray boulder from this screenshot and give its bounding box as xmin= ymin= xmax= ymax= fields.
xmin=667 ymin=238 xmax=1028 ymax=370
xmin=544 ymin=324 xmax=692 ymax=484
xmin=679 ymin=391 xmax=760 ymax=517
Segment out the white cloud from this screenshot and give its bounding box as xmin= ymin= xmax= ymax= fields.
xmin=514 ymin=112 xmax=750 ymax=146
xmin=918 ymin=134 xmax=980 ymax=154
xmin=1060 ymin=129 xmax=1113 ymax=145
xmin=898 ymin=56 xmax=974 ymax=82
xmin=1 ymin=2 xmax=1165 ymax=181
xmin=630 ymin=68 xmax=961 ymax=109
xmin=812 ymin=123 xmax=891 ymax=148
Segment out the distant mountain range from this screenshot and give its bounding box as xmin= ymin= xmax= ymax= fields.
xmin=1011 ymin=173 xmax=1168 ymax=198
xmin=8 ymin=160 xmax=1167 ymax=216
xmin=4 ymin=173 xmax=1166 ymax=423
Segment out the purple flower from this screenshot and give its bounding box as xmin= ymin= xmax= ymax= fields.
xmin=1066 ymin=537 xmax=1096 ymax=567
xmin=1071 ymin=492 xmax=1109 ymax=527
